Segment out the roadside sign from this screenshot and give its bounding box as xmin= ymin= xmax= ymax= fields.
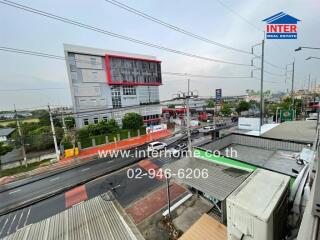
xmin=215 ymin=89 xmax=222 ymax=104
xmin=280 ymin=109 xmax=295 ymax=122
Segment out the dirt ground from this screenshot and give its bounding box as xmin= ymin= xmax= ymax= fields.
xmin=137 ymin=195 xmax=213 ymax=240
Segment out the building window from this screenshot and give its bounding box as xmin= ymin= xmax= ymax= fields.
xmin=90 ymin=57 xmax=97 ymax=65
xmin=93 ymin=117 xmax=99 ymax=124
xmin=111 ymin=86 xmax=122 ymax=108
xmin=102 ymin=116 xmax=108 ymax=121
xmin=83 ymin=119 xmax=89 ymax=126
xmin=123 ymin=86 xmax=136 ymax=95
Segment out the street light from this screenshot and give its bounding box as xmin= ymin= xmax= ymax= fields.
xmin=306 ymin=57 xmax=320 ymax=61
xmin=295 ymin=46 xmax=320 ymax=52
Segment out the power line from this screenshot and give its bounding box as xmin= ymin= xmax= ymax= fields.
xmin=0 ymin=46 xmax=256 ymax=82
xmin=0 ymin=0 xmax=251 ymax=67
xmin=104 ymin=0 xmax=252 ymax=55
xmin=215 ymin=0 xmax=263 ymax=33
xmin=163 ymin=72 xmax=251 ymax=79
xmin=0 ymin=87 xmax=67 ymax=92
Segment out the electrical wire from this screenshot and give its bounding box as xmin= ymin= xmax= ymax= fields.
xmin=0 ymin=46 xmax=256 ymax=82
xmin=0 ymin=0 xmax=251 ymax=67
xmin=214 ymin=0 xmax=263 ymax=33
xmin=104 ymin=0 xmax=252 ymax=55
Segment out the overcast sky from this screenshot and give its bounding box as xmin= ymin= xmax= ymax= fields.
xmin=0 ymin=0 xmax=319 ymax=111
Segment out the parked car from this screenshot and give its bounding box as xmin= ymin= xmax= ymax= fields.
xmin=147 ymin=141 xmax=167 ymax=152
xmin=191 ymin=129 xmax=199 ymax=135
xmin=198 ymin=125 xmax=215 ymax=133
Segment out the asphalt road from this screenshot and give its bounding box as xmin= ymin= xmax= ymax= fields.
xmin=0 ymin=131 xmax=212 ymax=238
xmin=0 ymin=133 xmax=186 ymax=215
xmin=0 ymin=154 xmax=176 ymax=238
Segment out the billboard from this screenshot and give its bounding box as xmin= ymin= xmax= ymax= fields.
xmin=215 ymin=89 xmax=222 ymax=104
xmin=280 ymin=109 xmax=295 ymax=122
xmin=238 ymin=118 xmax=260 ymax=131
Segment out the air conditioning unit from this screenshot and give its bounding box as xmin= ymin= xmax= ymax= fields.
xmin=227 ymin=169 xmax=290 ymax=240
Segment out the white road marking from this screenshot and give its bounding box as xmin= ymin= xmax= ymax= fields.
xmin=109 ymin=160 xmax=114 ymax=163
xmin=49 ymin=177 xmax=60 ymax=182
xmin=8 ymin=189 xmax=21 ymax=195
xmin=16 ymin=210 xmax=24 ymax=231
xmin=0 ymin=215 xmax=9 ymax=235
xmin=6 ymin=213 xmax=16 ymax=234
xmin=23 ymin=208 xmax=31 ymax=227
xmin=81 ymin=168 xmax=90 ymax=172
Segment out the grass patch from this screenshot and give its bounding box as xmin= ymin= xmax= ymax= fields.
xmin=0 ymin=159 xmax=51 ymax=177
xmin=0 ymin=118 xmax=39 ymax=126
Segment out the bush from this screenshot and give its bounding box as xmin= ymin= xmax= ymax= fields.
xmin=60 ymin=135 xmax=73 ymax=149
xmin=122 ymin=113 xmax=143 ymax=130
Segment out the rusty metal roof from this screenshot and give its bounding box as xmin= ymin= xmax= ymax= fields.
xmin=3 ymin=196 xmax=144 ymax=240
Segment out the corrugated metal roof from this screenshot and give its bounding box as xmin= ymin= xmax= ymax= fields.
xmin=0 ymin=128 xmax=15 ymax=137
xmin=165 ymin=157 xmax=250 ymax=201
xmin=3 ymin=196 xmax=144 ymax=240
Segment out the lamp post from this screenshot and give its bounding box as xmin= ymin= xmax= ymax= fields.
xmin=295 ymin=46 xmax=320 ymax=125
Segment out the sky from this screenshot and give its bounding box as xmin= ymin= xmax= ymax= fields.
xmin=0 ymin=0 xmax=319 ymax=111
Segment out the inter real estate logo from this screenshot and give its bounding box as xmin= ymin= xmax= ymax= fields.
xmin=263 ymin=12 xmax=300 ymax=39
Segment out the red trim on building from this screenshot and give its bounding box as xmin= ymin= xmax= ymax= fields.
xmin=105 ymin=54 xmax=162 ymax=86
xmin=108 ymin=82 xmax=161 ymax=86
xmin=143 ymin=118 xmax=161 ymax=123
xmin=107 ymin=54 xmax=161 ymax=63
xmin=105 ymin=55 xmax=112 ymax=85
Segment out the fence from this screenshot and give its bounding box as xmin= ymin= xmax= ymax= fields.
xmin=78 ymin=128 xmax=146 ymax=149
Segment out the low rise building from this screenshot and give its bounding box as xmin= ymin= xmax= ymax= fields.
xmin=64 ymin=44 xmax=162 ymax=128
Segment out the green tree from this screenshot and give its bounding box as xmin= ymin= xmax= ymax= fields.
xmin=206 ymin=99 xmax=215 ymax=108
xmin=122 ymin=113 xmax=143 ymax=130
xmin=220 ymin=104 xmax=232 ymax=116
xmin=64 ymin=117 xmax=75 ymax=129
xmin=39 ymin=111 xmax=62 ymax=127
xmin=26 ymin=126 xmax=63 ymax=152
xmin=0 ymin=142 xmax=13 ymax=169
xmin=60 ymin=134 xmax=74 ymax=149
xmin=106 ymin=119 xmax=120 ymax=133
xmin=236 ymin=101 xmax=250 ymax=113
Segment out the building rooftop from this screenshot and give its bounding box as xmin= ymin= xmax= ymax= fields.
xmin=262 ymin=121 xmax=316 ymax=143
xmin=5 ymin=196 xmax=144 ymax=240
xmin=197 ymin=133 xmax=311 ymax=177
xmin=0 ymin=128 xmax=15 ymax=137
xmin=166 ymin=157 xmax=250 ymax=201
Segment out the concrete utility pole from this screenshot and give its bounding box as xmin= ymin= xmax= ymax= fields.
xmin=186 ymin=79 xmax=192 ymax=154
xmin=260 ymin=39 xmax=265 ymax=129
xmin=291 ymin=60 xmax=295 ymax=107
xmin=48 ymin=105 xmax=60 ymax=162
xmin=173 ymin=81 xmax=198 ymax=154
xmin=308 ymin=74 xmax=311 ymax=92
xmin=14 ymin=105 xmax=27 ymax=167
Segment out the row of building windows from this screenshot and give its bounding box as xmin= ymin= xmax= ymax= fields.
xmin=143 ymin=114 xmax=160 ymax=121
xmin=83 ymin=116 xmax=108 ymax=126
xmin=109 ymin=58 xmax=160 ymax=71
xmin=109 ymin=57 xmax=162 ymax=84
xmin=122 ymin=86 xmax=136 ymax=95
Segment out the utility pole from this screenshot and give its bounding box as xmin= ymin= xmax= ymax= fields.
xmin=173 ymin=81 xmax=198 ymax=154
xmin=186 ymin=79 xmax=192 ymax=153
xmin=14 ymin=105 xmax=27 ymax=167
xmin=166 ymin=173 xmax=171 ymax=219
xmin=291 ymin=61 xmax=295 ymax=108
xmin=61 ymin=113 xmax=67 ymax=134
xmin=260 ymin=39 xmax=265 ymax=130
xmin=251 ymin=40 xmax=265 ymax=132
xmin=308 ymin=74 xmax=311 ymax=92
xmin=48 ymin=105 xmax=60 ymax=162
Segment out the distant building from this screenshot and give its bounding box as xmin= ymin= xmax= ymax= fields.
xmin=0 ymin=128 xmax=15 ymax=142
xmin=64 ymin=44 xmax=162 ymax=128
